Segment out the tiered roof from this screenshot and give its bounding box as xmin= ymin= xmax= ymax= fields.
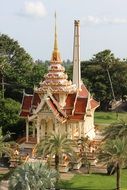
xmin=35 ymin=15 xmax=76 ymax=94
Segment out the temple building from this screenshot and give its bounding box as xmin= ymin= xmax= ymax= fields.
xmin=20 ymin=18 xmax=99 ymax=149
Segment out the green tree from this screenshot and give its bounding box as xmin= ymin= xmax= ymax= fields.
xmin=103 ymin=121 xmax=127 ymax=140
xmin=0 ymin=97 xmax=24 ymax=138
xmin=91 ymin=50 xmax=116 ymax=101
xmin=28 ymin=61 xmax=48 ymax=87
xmin=0 ymin=129 xmax=13 ymax=158
xmin=9 ymin=162 xmax=57 ymax=190
xmin=37 ymin=132 xmax=75 ymax=172
xmin=98 ymin=137 xmax=127 ymax=190
xmin=37 ymin=132 xmax=75 ymax=189
xmin=81 ymin=50 xmax=127 ymax=110
xmin=0 ymin=34 xmax=33 ymax=101
xmin=0 ymin=53 xmax=10 ymax=99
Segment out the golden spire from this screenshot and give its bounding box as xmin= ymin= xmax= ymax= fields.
xmin=51 ymin=12 xmax=62 ymax=63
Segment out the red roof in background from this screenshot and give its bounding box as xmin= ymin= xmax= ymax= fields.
xmin=21 ymin=95 xmax=33 ymax=110
xmin=65 ymin=93 xmax=76 ymax=108
xmin=78 ymin=84 xmax=89 ymax=97
xmin=20 ymin=111 xmax=29 ymax=117
xmin=74 ymin=97 xmax=87 ymax=114
xmin=90 ymin=99 xmax=100 ymax=109
xmin=32 ymin=93 xmax=41 ymax=108
xmin=64 ymin=93 xmax=76 ymax=115
xmin=20 ymin=95 xmax=33 ymax=118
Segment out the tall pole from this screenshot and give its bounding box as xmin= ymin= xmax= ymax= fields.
xmin=73 ymin=20 xmax=81 ymax=91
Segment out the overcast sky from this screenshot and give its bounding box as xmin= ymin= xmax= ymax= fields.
xmin=1 ymin=0 xmax=127 ymax=61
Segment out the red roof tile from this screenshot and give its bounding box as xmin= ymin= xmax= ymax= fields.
xmin=21 ymin=95 xmax=33 ymax=110
xmin=74 ymin=98 xmax=87 ymax=114
xmin=78 ymin=84 xmax=89 ymax=97
xmin=32 ymin=93 xmax=41 ymax=108
xmin=20 ymin=111 xmax=29 ymax=117
xmin=90 ymin=99 xmax=100 ymax=109
xmin=65 ymin=93 xmax=76 ymax=108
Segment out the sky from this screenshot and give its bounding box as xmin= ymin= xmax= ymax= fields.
xmin=1 ymin=0 xmax=127 ymax=61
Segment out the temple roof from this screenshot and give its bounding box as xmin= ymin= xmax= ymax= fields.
xmin=19 ymin=94 xmax=33 ymax=118
xmin=20 ymin=84 xmax=100 ymax=121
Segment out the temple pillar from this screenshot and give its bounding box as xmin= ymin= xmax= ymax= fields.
xmin=70 ymin=124 xmax=73 ymax=139
xmin=26 ymin=120 xmax=29 ymax=142
xmin=78 ymin=122 xmax=81 ymax=139
xmin=72 ymin=124 xmax=74 ymax=140
xmin=40 ymin=121 xmax=45 ymax=140
xmin=37 ymin=118 xmax=41 ymax=144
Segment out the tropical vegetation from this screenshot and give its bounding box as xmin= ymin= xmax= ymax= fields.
xmin=37 ymin=132 xmax=76 ymax=189
xmin=98 ymin=137 xmax=127 ymax=190
xmin=37 ymin=132 xmax=75 ymax=172
xmin=9 ymin=162 xmax=57 ymax=190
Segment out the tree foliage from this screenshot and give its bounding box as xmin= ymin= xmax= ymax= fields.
xmin=0 ymin=34 xmax=48 ymax=102
xmin=0 ymin=96 xmax=25 ymax=138
xmin=9 ymin=162 xmax=57 ymax=190
xmin=81 ymin=50 xmax=127 ymax=110
xmin=98 ymin=137 xmax=127 ymax=190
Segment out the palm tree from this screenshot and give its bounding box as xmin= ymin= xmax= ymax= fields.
xmin=77 ymin=137 xmax=91 ymax=173
xmin=9 ymin=161 xmax=57 ymax=190
xmin=98 ymin=137 xmax=127 ymax=190
xmin=103 ymin=121 xmax=127 ymax=140
xmin=37 ymin=132 xmax=76 ymax=189
xmin=37 ymin=132 xmax=75 ymax=172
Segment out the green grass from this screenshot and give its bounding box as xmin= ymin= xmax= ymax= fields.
xmin=95 ymin=112 xmax=127 ymax=125
xmin=59 ymin=169 xmax=127 ymax=190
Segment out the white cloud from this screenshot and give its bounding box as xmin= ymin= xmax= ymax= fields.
xmin=21 ymin=1 xmax=47 ymax=18
xmin=81 ymin=16 xmax=127 ymax=26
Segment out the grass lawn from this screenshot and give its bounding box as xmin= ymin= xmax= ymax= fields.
xmin=59 ymin=169 xmax=127 ymax=190
xmin=95 ymin=111 xmax=127 ymax=125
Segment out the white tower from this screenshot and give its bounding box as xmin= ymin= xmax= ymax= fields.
xmin=73 ymin=20 xmax=81 ymax=91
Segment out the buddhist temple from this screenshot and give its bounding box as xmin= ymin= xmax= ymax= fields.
xmin=19 ymin=17 xmax=99 ymax=155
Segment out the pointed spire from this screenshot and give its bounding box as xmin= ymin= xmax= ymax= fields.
xmin=54 ymin=12 xmax=58 ymax=51
xmin=51 ymin=12 xmax=62 ymax=63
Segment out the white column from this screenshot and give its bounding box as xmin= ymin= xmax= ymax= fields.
xmin=72 ymin=124 xmax=74 ymax=140
xmin=78 ymin=122 xmax=81 ymax=139
xmin=37 ymin=119 xmax=40 ymax=144
xmin=70 ymin=124 xmax=73 ymax=139
xmin=26 ymin=120 xmax=29 ymax=142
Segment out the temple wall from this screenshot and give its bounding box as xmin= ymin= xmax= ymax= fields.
xmin=83 ymin=110 xmax=95 ymax=140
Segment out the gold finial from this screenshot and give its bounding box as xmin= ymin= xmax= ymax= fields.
xmin=51 ymin=12 xmax=61 ymax=63
xmin=54 ymin=12 xmax=58 ymax=51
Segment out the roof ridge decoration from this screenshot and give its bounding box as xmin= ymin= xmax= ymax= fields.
xmin=47 ymin=88 xmax=67 ymax=117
